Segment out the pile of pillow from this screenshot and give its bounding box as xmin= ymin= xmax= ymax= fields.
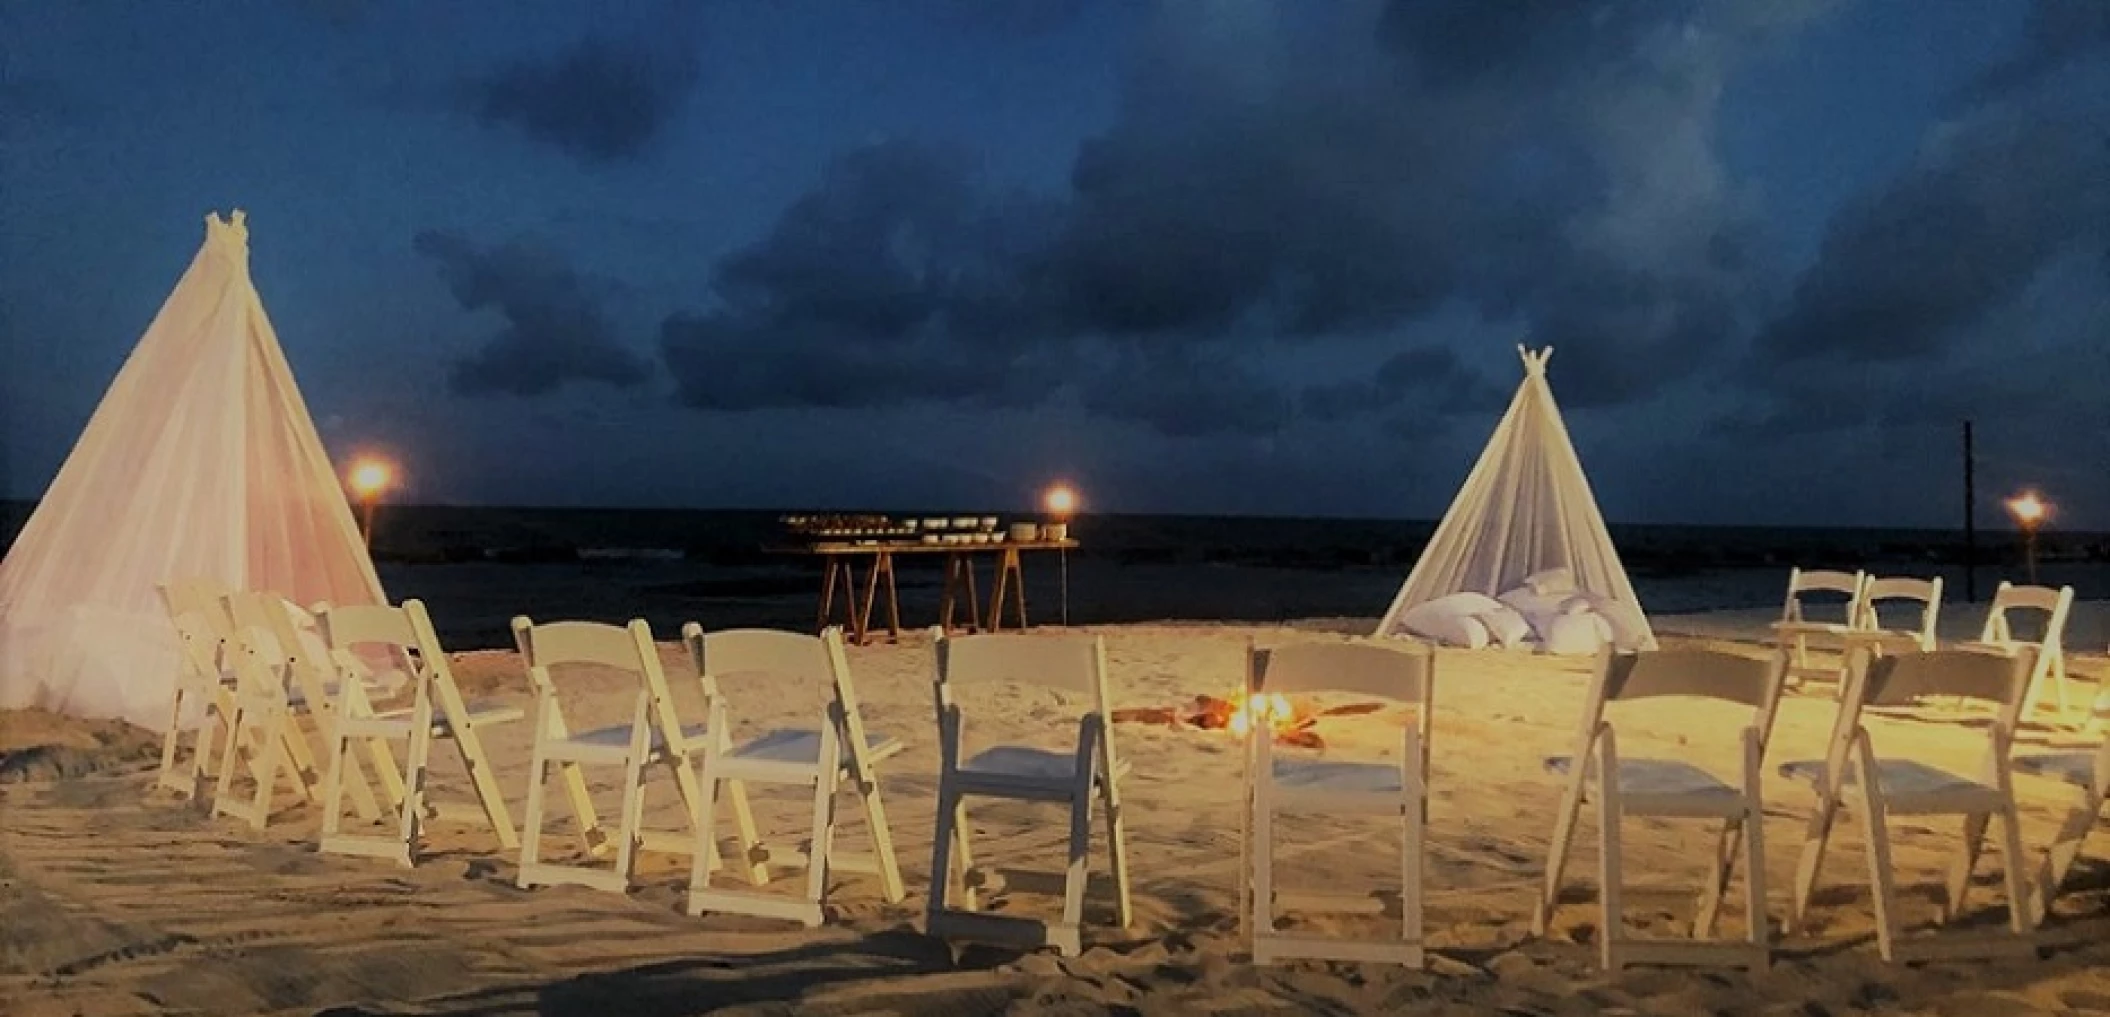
xmin=1389 ymin=567 xmax=1642 ymax=653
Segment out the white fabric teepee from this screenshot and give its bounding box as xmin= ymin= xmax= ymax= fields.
xmin=1375 ymin=347 xmax=1654 ymax=650
xmin=0 ymin=211 xmax=386 ymax=727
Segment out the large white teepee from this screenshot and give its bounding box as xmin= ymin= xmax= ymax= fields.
xmin=0 ymin=211 xmax=386 ymax=727
xmin=1376 ymin=347 xmax=1655 ymax=650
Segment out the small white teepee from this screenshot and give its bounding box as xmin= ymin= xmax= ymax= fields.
xmin=1375 ymin=347 xmax=1655 ymax=650
xmin=0 ymin=211 xmax=386 ymax=727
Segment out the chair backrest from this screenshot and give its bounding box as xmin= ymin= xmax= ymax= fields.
xmin=684 ymin=624 xmax=874 ymax=760
xmin=511 ymin=616 xmax=662 ymax=737
xmin=1978 ymin=581 xmax=2074 ymax=648
xmin=1858 ymin=646 xmax=2034 ymax=712
xmin=1858 ymin=576 xmax=1942 ymax=645
xmin=1781 ymin=568 xmax=1865 ymax=625
xmin=934 ymin=630 xmax=1114 ymax=763
xmin=1587 ymin=647 xmax=1789 ymax=749
xmin=169 ymin=610 xmax=224 ymax=685
xmin=1250 ymin=640 xmax=1431 ymax=705
xmin=162 ymin=578 xmax=236 ymax=639
xmin=936 ymin=631 xmax=1107 ymax=702
xmin=318 ymin=599 xmax=448 ymax=714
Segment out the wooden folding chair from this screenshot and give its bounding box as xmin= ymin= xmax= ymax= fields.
xmin=1780 ymin=646 xmax=2037 ymax=961
xmin=928 ymin=630 xmax=1132 ymax=957
xmin=1535 ymin=647 xmax=1787 ymax=970
xmin=2013 ymin=724 xmax=2110 ymax=924
xmin=682 ymin=624 xmax=907 ymax=926
xmin=210 ymin=625 xmax=311 ymax=830
xmin=1245 ymin=640 xmax=1432 ymax=966
xmin=513 ymin=616 xmax=707 ymax=893
xmin=153 ymin=608 xmax=233 ymax=802
xmin=1962 ymin=582 xmax=2075 ymax=721
xmin=1769 ymin=568 xmax=1867 ymax=688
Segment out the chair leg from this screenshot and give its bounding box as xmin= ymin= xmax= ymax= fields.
xmin=803 ymin=757 xmax=840 ymax=927
xmin=1401 ymin=779 xmax=1425 ymax=951
xmin=1942 ymin=812 xmax=1991 ymax=924
xmin=1851 ymin=768 xmax=1901 ymax=962
xmin=854 ymin=767 xmax=906 ymax=904
xmin=1101 ymin=776 xmax=1134 ymax=928
xmin=1534 ymin=771 xmax=1589 ymax=935
xmin=2032 ymin=781 xmax=2107 ymax=924
xmin=1998 ymin=803 xmax=2035 ymax=934
xmin=952 ymin=797 xmax=979 ymax=911
xmin=927 ymin=783 xmax=958 ymax=924
xmin=1059 ymin=789 xmax=1092 ymax=949
xmin=686 ymin=751 xmax=724 ymax=913
xmin=1596 ymin=772 xmax=1624 ymax=970
xmin=611 ymin=752 xmax=648 ymax=889
xmin=320 ymin=725 xmax=351 ymax=842
xmin=1789 ymin=795 xmax=1841 ymax=934
xmin=1694 ymin=818 xmax=1741 ymax=939
xmin=516 ymin=745 xmax=550 ymax=888
xmin=725 ymin=779 xmax=770 ymax=886
xmin=1743 ymin=804 xmax=1770 ymax=953
xmin=1252 ymin=777 xmax=1274 ymax=943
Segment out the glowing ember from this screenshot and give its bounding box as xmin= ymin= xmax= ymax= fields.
xmin=1112 ymin=690 xmax=1384 ymax=749
xmin=1228 ymin=691 xmax=1294 ymax=736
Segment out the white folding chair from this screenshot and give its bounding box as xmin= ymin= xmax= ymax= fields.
xmin=928 ymin=630 xmax=1132 ymax=957
xmin=1962 ymin=582 xmax=2075 ymax=721
xmin=682 ymin=624 xmax=907 ymax=925
xmin=1245 ymin=640 xmax=1432 ymax=967
xmin=153 ymin=579 xmax=241 ymax=794
xmin=1770 ymin=568 xmax=1867 ymax=688
xmin=223 ymin=590 xmax=359 ymax=815
xmin=1854 ymin=576 xmax=1943 ymax=653
xmin=210 ymin=624 xmax=310 ymax=830
xmin=1780 ymin=646 xmax=2037 ymax=961
xmin=2013 ymin=725 xmax=2110 ymax=924
xmin=1535 ymin=647 xmax=1786 ymax=970
xmin=513 ymin=616 xmax=708 ymax=894
xmin=314 ymin=599 xmax=492 ymax=867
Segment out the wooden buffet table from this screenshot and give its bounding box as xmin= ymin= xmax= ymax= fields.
xmin=781 ymin=539 xmax=1077 ymax=645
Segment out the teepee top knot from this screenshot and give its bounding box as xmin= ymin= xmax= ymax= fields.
xmin=1516 ymin=345 xmax=1553 ymax=376
xmin=203 ymin=210 xmax=251 ymax=258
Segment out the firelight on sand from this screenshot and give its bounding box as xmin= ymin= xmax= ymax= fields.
xmin=1228 ymin=691 xmax=1295 ymax=737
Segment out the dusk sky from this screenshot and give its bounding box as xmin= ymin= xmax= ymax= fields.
xmin=3 ymin=1 xmax=2105 ymax=529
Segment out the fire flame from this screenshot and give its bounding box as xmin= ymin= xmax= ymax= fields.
xmin=1229 ymin=691 xmax=1294 ymax=736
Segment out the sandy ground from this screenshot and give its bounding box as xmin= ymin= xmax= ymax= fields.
xmin=4 ymin=618 xmax=2110 ymax=1016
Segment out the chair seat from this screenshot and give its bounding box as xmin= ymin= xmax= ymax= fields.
xmin=563 ymin=721 xmax=710 ymax=757
xmin=2014 ymin=751 xmax=2100 ymax=789
xmin=1270 ymin=758 xmax=1402 ymax=795
xmin=1545 ymin=756 xmax=1741 ymax=801
xmin=1779 ymin=757 xmax=1996 ymax=803
xmin=962 ymin=745 xmax=1132 ymax=784
xmin=728 ymin=728 xmax=904 ymax=767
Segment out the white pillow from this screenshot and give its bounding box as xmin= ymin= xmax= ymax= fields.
xmin=1526 ymin=567 xmax=1577 ymax=595
xmin=1568 ymin=591 xmax=1647 ymax=650
xmin=1543 ymin=610 xmax=1610 ymax=655
xmin=1473 ymin=605 xmax=1534 ymax=648
xmin=1395 ymin=598 xmax=1492 ymax=648
xmin=1498 ymin=586 xmax=1568 ymax=636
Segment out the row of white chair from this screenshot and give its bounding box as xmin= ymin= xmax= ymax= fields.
xmin=149 ymin=586 xmax=2110 ymax=971
xmin=1774 ymin=570 xmax=2078 ymax=717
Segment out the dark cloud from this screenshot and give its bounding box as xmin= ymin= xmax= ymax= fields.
xmin=1754 ymin=116 xmax=2109 ymax=366
xmin=414 ymin=230 xmax=652 ymax=397
xmin=661 ymin=1 xmax=1826 ymax=433
xmin=465 ymin=32 xmax=700 ymax=164
xmin=1958 ymin=0 xmax=2110 ymax=104
xmin=1301 ymin=346 xmax=1501 ymax=423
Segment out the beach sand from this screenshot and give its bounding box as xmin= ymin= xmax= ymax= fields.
xmin=4 ymin=617 xmax=2110 ymax=1016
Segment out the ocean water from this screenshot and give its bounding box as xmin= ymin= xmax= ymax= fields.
xmin=5 ymin=502 xmax=2105 ymax=650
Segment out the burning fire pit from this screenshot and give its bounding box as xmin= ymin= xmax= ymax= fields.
xmin=1113 ymin=690 xmax=1383 ymax=749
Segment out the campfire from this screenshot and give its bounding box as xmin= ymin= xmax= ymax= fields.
xmin=1113 ymin=690 xmax=1383 ymax=749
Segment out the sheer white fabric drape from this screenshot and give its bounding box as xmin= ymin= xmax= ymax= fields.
xmin=0 ymin=211 xmax=386 ymax=727
xmin=1376 ymin=348 xmax=1655 ymax=650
